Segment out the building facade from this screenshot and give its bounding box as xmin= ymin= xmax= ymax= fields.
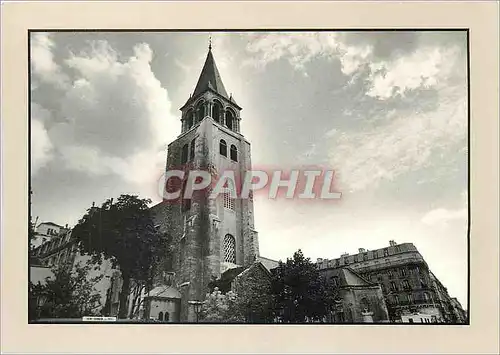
xmin=31 ymin=221 xmax=66 ymax=249
xmin=320 ymin=267 xmax=390 ymax=323
xmin=317 ymin=240 xmax=467 ymax=323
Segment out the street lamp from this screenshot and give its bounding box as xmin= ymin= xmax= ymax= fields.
xmin=188 ymin=300 xmax=203 ymax=323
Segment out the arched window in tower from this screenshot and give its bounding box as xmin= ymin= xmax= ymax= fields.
xmin=230 ymin=144 xmax=238 ymax=162
xmin=164 ymin=312 xmax=170 ymax=322
xmin=212 ymin=100 xmax=222 ymax=124
xmin=196 ymin=100 xmax=205 ymax=123
xmin=225 ymin=109 xmax=234 ymax=130
xmin=190 ymin=138 xmax=196 ymax=161
xmin=181 ymin=144 xmax=188 ymax=164
xmin=219 ymin=139 xmax=227 ymax=157
xmin=186 ymin=110 xmax=194 ymax=129
xmin=223 ymin=180 xmax=235 ymax=210
xmin=223 ymin=234 xmax=236 ymax=264
xmin=158 ymin=312 xmax=164 ymax=321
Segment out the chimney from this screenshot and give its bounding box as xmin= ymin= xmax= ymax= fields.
xmin=65 ymin=224 xmax=68 ymax=229
xmin=389 ymin=240 xmax=397 ymax=247
xmin=358 ymin=248 xmax=366 ymax=253
xmin=317 ymin=258 xmax=323 ymax=264
xmin=341 ymin=252 xmax=349 ymax=258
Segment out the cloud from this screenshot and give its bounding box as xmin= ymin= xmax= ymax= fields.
xmin=421 ymin=207 xmax=467 ymax=226
xmin=31 ymin=104 xmax=54 ymax=174
xmin=30 ymin=33 xmax=69 ymax=88
xmin=244 ymin=32 xmax=366 ymax=74
xmin=328 ymin=85 xmax=467 ymax=192
xmin=31 ymin=39 xmax=177 ymax=200
xmin=243 ymin=32 xmax=465 ymax=101
xmin=366 ymin=46 xmax=460 ymax=100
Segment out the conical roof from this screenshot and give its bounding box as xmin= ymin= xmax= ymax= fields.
xmin=192 ymin=48 xmax=229 ymax=99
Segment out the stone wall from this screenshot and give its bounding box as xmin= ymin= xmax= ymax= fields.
xmin=339 ymin=286 xmax=390 ymax=323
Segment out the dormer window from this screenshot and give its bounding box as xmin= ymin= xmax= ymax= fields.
xmin=219 ymin=139 xmax=227 ymax=157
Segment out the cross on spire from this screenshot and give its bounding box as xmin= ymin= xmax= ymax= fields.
xmin=208 ymin=34 xmax=212 ymax=51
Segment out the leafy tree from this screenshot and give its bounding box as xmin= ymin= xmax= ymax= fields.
xmin=270 ymin=250 xmax=335 ymax=323
xmin=232 ymin=266 xmax=274 ymax=323
xmin=199 ymin=287 xmax=245 ymax=323
xmin=29 ymin=261 xmax=103 ymax=320
xmin=71 ymin=194 xmax=171 ymax=319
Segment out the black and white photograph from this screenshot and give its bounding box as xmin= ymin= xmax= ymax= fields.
xmin=28 ymin=30 xmax=469 ymax=324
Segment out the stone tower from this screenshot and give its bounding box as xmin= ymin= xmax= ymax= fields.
xmin=158 ymin=45 xmax=259 ymax=322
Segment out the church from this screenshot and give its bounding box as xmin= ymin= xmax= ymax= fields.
xmin=32 ymin=44 xmax=441 ymax=324
xmin=148 ymin=43 xmax=270 ymax=322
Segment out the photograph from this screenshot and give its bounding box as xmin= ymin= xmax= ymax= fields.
xmin=28 ymin=30 xmax=469 ymax=325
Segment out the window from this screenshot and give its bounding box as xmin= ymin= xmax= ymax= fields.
xmin=223 ymin=180 xmax=235 ymax=210
xmin=158 ymin=312 xmax=164 ymax=321
xmin=225 ymin=109 xmax=234 ymax=130
xmin=409 ymin=318 xmax=414 ymax=323
xmin=196 ymin=101 xmax=205 ymax=122
xmin=212 ymin=101 xmax=222 ymax=124
xmin=186 ymin=110 xmax=194 ymax=129
xmin=353 ymin=255 xmax=358 ymax=263
xmin=363 ymin=253 xmax=368 ymax=261
xmin=402 ymin=280 xmax=411 ymax=290
xmin=423 ymin=292 xmax=430 ymax=302
xmin=223 ymin=190 xmax=234 ymax=210
xmin=388 ymin=270 xmax=394 ymax=279
xmin=223 ymin=234 xmax=236 ymax=263
xmin=390 ymin=281 xmax=397 ymax=291
xmin=400 ymin=268 xmax=407 ymax=277
xmin=420 ymin=318 xmax=424 ymax=323
xmin=181 ymin=144 xmax=188 ymax=164
xmin=164 ymin=312 xmax=170 ymax=322
xmin=219 ymin=139 xmax=227 ymax=157
xmin=383 ymin=248 xmax=389 ymax=257
xmin=230 ymin=144 xmax=238 ymax=162
xmin=190 ymin=139 xmax=196 ymax=161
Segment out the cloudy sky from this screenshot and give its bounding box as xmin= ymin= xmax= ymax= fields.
xmin=30 ymin=31 xmax=468 ymax=306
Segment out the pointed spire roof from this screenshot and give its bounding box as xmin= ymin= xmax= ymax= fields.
xmin=192 ymin=47 xmax=229 ymax=100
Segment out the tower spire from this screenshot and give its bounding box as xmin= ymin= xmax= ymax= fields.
xmin=191 ymin=43 xmax=229 ymax=99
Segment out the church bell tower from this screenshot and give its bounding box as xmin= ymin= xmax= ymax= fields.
xmin=160 ymin=44 xmax=259 ymax=322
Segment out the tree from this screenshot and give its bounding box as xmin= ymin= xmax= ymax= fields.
xmin=232 ymin=265 xmax=274 ymax=323
xmin=71 ymin=194 xmax=171 ymax=319
xmin=29 ymin=261 xmax=103 ymax=320
xmin=199 ymin=287 xmax=245 ymax=323
xmin=270 ymin=250 xmax=335 ymax=323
